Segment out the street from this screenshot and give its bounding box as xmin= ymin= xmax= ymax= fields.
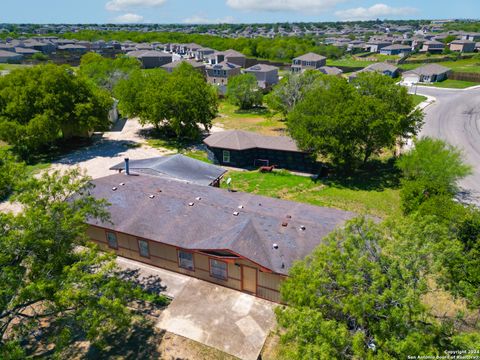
xmin=414 ymin=85 xmax=480 ymax=204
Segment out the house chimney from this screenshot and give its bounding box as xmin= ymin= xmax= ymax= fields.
xmin=124 ymin=158 xmax=130 ymax=175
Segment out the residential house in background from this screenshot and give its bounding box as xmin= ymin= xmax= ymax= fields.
xmin=126 ymin=50 xmax=172 ymax=69
xmin=204 ymin=130 xmax=317 ymax=173
xmin=379 ymin=44 xmax=412 ymax=55
xmin=162 ymin=59 xmax=206 ymax=73
xmin=402 ymin=64 xmax=451 ymax=83
xmin=291 ymin=52 xmax=327 ymax=73
xmin=244 ymin=64 xmax=279 ymax=89
xmin=0 ymin=50 xmax=23 ymax=63
xmin=206 ymin=61 xmax=241 ymax=86
xmin=318 ymin=66 xmax=343 ymax=76
xmin=449 ymin=40 xmax=476 ymax=53
xmin=365 ymin=40 xmax=391 ymax=53
xmin=349 ymin=62 xmax=399 ymax=80
xmin=421 ymin=40 xmax=445 ymax=53
xmin=460 ymin=33 xmax=480 ymax=42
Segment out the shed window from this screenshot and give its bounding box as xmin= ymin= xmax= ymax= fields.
xmin=178 ymin=250 xmax=194 ymax=271
xmin=210 ymin=259 xmax=227 ymax=280
xmin=138 ymin=239 xmax=150 ymax=258
xmin=223 ymin=150 xmax=230 ymax=163
xmin=106 ymin=231 xmax=118 ymax=249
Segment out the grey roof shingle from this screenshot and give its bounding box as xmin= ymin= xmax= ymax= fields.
xmin=204 ymin=130 xmax=302 ymax=152
xmin=293 ymin=52 xmax=326 ymax=62
xmin=87 ymin=173 xmax=355 ymax=274
xmin=109 ymin=154 xmax=226 ymax=186
xmin=405 ymin=63 xmax=451 ymax=76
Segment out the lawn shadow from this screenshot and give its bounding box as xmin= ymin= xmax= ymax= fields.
xmin=138 ymin=127 xmax=200 ymax=152
xmin=321 ymin=158 xmax=402 ymax=192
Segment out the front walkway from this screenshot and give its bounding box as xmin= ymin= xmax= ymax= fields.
xmin=116 ymin=257 xmax=276 ymax=360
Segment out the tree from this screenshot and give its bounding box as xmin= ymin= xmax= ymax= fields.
xmin=79 ymin=52 xmax=141 ymax=92
xmin=0 ymin=151 xmax=25 ymax=200
xmin=277 ymin=217 xmax=471 ymax=359
xmin=397 ymin=137 xmax=472 ymax=213
xmin=226 ymin=73 xmax=263 ymax=110
xmin=0 ymin=64 xmax=113 ymax=159
xmin=114 ymin=63 xmax=217 ymax=139
xmin=265 ymin=70 xmax=323 ymax=117
xmin=0 ymin=169 xmax=168 ymax=358
xmin=287 ymin=73 xmax=424 ymax=169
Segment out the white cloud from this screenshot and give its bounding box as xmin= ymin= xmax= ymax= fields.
xmin=226 ymin=0 xmax=344 ymax=12
xmin=106 ymin=0 xmax=166 ymax=12
xmin=335 ymin=3 xmax=418 ymax=21
xmin=113 ymin=13 xmax=145 ymax=23
xmin=183 ymin=15 xmax=235 ymax=24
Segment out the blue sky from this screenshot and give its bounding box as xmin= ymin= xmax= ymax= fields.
xmin=2 ymin=0 xmax=478 ymax=24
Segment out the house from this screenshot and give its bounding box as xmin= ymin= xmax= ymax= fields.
xmin=203 ymin=130 xmax=317 ymax=173
xmin=244 ymin=64 xmax=279 ymax=89
xmin=365 ymin=41 xmax=391 ymax=53
xmin=0 ymin=50 xmax=23 ymax=63
xmin=379 ymin=44 xmax=412 ymax=56
xmin=349 ymin=62 xmax=399 ymax=81
xmin=449 ymin=40 xmax=476 ymax=53
xmin=420 ymin=40 xmax=445 ymax=53
xmin=109 ymin=155 xmax=227 ymax=187
xmin=86 ymin=173 xmax=354 ymax=302
xmin=126 ymin=50 xmax=172 ymax=69
xmin=402 ymin=64 xmax=451 ymax=84
xmin=205 ymin=61 xmax=241 ymax=86
xmin=460 ymin=33 xmax=480 ymax=42
xmin=318 ymin=66 xmax=343 ymax=76
xmin=221 ymin=49 xmax=247 ymax=68
xmin=291 ymin=52 xmax=326 ymax=73
xmin=194 ymin=47 xmax=215 ymax=61
xmin=57 ymin=44 xmax=88 ymax=54
xmin=162 ymin=59 xmax=206 ymax=74
xmin=13 ymin=47 xmax=40 ymax=57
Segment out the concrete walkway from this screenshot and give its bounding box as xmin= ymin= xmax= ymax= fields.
xmin=117 ymin=257 xmax=276 ymax=360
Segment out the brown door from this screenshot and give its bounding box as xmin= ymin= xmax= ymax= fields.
xmin=242 ymin=266 xmax=257 ymax=294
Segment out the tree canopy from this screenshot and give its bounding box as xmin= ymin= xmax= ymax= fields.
xmin=0 ymin=151 xmax=25 ymax=201
xmin=0 ymin=64 xmax=113 ymax=159
xmin=0 ymin=168 xmax=168 ymax=358
xmin=226 ymin=73 xmax=263 ymax=110
xmin=114 ymin=63 xmax=218 ymax=139
xmin=286 ymin=72 xmax=424 ymax=169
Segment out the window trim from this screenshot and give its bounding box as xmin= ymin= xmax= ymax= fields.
xmin=137 ymin=238 xmax=150 ymax=258
xmin=105 ymin=231 xmax=118 ymax=250
xmin=177 ymin=249 xmax=195 ymax=271
xmin=222 ymin=150 xmax=230 ymax=163
xmin=209 ymin=258 xmax=228 ymax=281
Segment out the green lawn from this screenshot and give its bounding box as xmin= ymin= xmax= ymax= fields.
xmin=400 ymin=57 xmax=480 ymax=73
xmin=214 ymin=101 xmax=286 ymax=136
xmin=326 ymin=56 xmax=373 ymax=68
xmin=411 ymin=94 xmax=427 ymax=106
xmin=221 ymin=169 xmax=401 ymax=218
xmin=0 ymin=64 xmax=30 ymax=71
xmin=422 ymin=79 xmax=479 ymax=89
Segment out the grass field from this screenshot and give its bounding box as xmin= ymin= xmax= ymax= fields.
xmin=422 ymin=79 xmax=479 ymax=89
xmin=0 ymin=63 xmax=30 ymax=71
xmin=221 ymin=168 xmax=401 ymax=218
xmin=214 ymin=101 xmax=286 ymax=136
xmin=400 ymin=57 xmax=480 ymax=73
xmin=326 ymin=56 xmax=374 ymax=68
xmin=411 ymin=94 xmax=428 ymax=106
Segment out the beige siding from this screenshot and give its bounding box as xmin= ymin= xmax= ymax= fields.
xmin=87 ymin=225 xmax=284 ymax=302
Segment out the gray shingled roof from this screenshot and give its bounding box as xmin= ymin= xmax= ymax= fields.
xmin=204 ymin=130 xmax=302 ymax=152
xmin=245 ymin=64 xmax=279 ymax=72
xmin=109 ymin=154 xmax=226 ymax=186
xmin=293 ymin=52 xmax=326 ymax=61
xmin=126 ymin=50 xmax=171 ymax=58
xmin=87 ymin=174 xmax=355 ymax=274
xmin=162 ymin=59 xmax=205 ymax=69
xmin=405 ymin=63 xmax=451 ymax=76
xmin=363 ymin=62 xmax=399 ymax=73
xmin=318 ymin=66 xmax=343 ymax=75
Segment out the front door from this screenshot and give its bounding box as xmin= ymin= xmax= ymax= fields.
xmin=242 ymin=266 xmax=257 ymax=294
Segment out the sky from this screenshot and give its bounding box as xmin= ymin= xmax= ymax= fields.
xmin=1 ymin=0 xmax=479 ymax=24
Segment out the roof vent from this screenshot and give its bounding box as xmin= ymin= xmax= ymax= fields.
xmin=273 ymin=243 xmax=279 ymax=249
xmin=188 ymin=202 xmax=195 ymax=206
xmin=112 ymin=187 xmax=118 ymax=191
xmin=238 ymin=205 xmax=244 ymax=209
xmin=119 ymin=183 xmax=125 ymax=186
xmin=300 ymin=225 xmax=306 ymax=231
xmin=149 ymin=195 xmax=155 ymax=199
xmin=196 ymin=197 xmax=202 ymax=201
xmin=286 ymin=215 xmax=292 ymax=219
xmin=233 ymin=211 xmax=239 ymax=216
xmin=282 ymin=221 xmax=288 ymax=227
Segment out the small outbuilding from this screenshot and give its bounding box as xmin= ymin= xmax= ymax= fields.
xmin=204 ymin=130 xmax=317 ymax=173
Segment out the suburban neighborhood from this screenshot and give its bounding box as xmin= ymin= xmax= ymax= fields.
xmin=1 ymin=1 xmax=480 ymax=359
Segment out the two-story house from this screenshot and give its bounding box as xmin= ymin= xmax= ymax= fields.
xmin=291 ymin=52 xmax=327 ymax=73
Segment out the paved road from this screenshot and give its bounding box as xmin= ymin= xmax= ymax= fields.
xmin=414 ymin=85 xmax=480 ymax=203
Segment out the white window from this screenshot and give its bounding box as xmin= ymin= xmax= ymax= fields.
xmin=138 ymin=239 xmax=150 ymax=258
xmin=210 ymin=259 xmax=227 ymax=280
xmin=106 ymin=231 xmax=118 ymax=249
xmin=222 ymin=150 xmax=230 ymax=163
xmin=178 ymin=250 xmax=194 ymax=271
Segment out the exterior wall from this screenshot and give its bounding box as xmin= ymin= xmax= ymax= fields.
xmin=225 ymin=55 xmax=246 ymax=68
xmin=244 ymin=69 xmax=279 ymax=89
xmin=140 ymin=55 xmax=172 ymax=69
xmin=206 ymin=146 xmax=318 ymax=173
xmin=86 ymin=225 xmax=283 ymax=303
xmin=450 ymin=43 xmax=476 ymax=53
xmin=206 ymin=67 xmax=241 ymax=85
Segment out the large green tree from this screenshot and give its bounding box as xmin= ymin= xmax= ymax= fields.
xmin=0 ymin=151 xmax=25 ymax=201
xmin=277 ymin=217 xmax=478 ymax=359
xmin=226 ymin=73 xmax=263 ymax=110
xmin=0 ymin=169 xmax=168 ymax=358
xmin=0 ymin=64 xmax=113 ymax=158
xmin=114 ymin=63 xmax=217 ymax=139
xmin=287 ymin=72 xmax=424 ymax=169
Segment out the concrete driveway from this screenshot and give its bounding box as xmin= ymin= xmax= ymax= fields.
xmin=413 ymin=85 xmax=480 ymax=204
xmin=117 ymin=257 xmax=276 ymax=360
